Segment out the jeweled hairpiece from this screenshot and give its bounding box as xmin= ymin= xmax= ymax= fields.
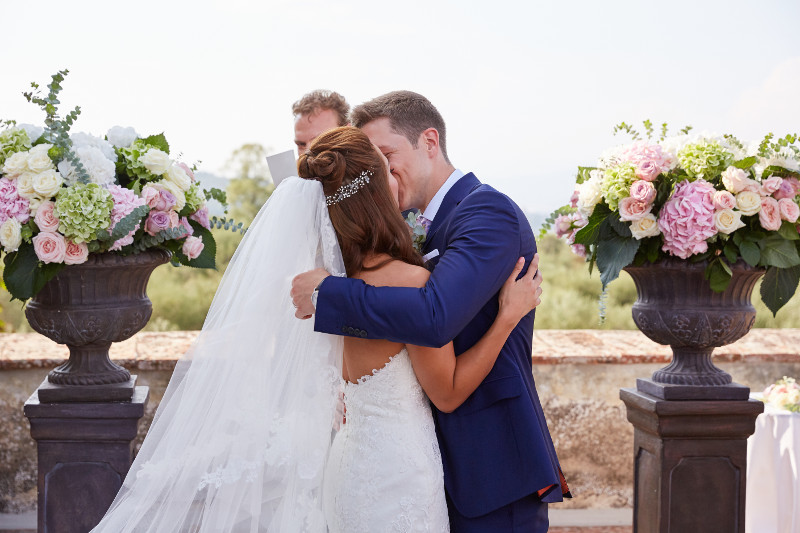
xmin=325 ymin=170 xmax=373 ymax=206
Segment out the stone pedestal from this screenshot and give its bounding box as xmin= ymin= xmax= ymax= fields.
xmin=620 ymin=386 xmax=763 ymax=533
xmin=23 ymin=383 xmax=149 ymax=533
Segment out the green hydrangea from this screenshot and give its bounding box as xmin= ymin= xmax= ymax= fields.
xmin=184 ymin=182 xmax=205 ymax=214
xmin=54 ymin=184 xmax=113 ymax=243
xmin=0 ymin=128 xmax=32 ymax=167
xmin=601 ymin=162 xmax=637 ymax=211
xmin=118 ymin=139 xmax=160 ymax=182
xmin=678 ymin=140 xmax=734 ymax=179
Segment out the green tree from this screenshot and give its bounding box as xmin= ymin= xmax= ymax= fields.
xmin=224 ymin=143 xmax=275 ymax=224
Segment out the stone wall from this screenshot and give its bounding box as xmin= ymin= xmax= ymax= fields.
xmin=1 ymin=330 xmax=799 ymax=513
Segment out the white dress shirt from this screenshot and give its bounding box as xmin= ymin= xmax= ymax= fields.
xmin=421 ymin=169 xmax=465 ymax=223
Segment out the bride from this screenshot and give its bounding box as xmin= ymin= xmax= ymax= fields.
xmin=91 ymin=126 xmax=539 ymax=532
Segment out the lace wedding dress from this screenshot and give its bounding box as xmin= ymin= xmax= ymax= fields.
xmin=323 ymin=348 xmax=450 ymax=532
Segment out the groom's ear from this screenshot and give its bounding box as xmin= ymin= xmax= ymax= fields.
xmin=419 ymin=128 xmax=440 ymax=158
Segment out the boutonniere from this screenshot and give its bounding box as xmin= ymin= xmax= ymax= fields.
xmin=405 ymin=211 xmax=428 ymax=253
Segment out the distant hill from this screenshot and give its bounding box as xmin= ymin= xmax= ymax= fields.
xmin=526 ymin=211 xmax=548 ymax=234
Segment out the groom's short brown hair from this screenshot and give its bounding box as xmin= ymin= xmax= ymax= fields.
xmin=350 ymin=91 xmax=450 ymax=163
xmin=292 ymin=90 xmax=349 ymax=126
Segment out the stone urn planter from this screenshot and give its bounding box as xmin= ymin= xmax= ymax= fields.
xmin=623 ymin=258 xmax=766 ymax=400
xmin=25 ymin=249 xmax=171 ymax=402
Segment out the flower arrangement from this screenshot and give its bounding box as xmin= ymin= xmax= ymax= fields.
xmin=546 ymin=120 xmax=800 ymax=316
xmin=0 ymin=70 xmax=235 ymax=301
xmin=762 ymin=376 xmax=800 ymax=412
xmin=405 ymin=211 xmax=428 ymax=253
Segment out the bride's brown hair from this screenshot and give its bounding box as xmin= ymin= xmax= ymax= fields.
xmin=297 ymin=126 xmax=424 ymax=276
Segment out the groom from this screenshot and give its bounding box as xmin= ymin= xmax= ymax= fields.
xmin=292 ymin=91 xmax=568 ymax=532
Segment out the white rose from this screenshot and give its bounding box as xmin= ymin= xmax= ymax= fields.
xmin=577 ymin=171 xmax=603 ymax=216
xmin=33 ymin=169 xmax=63 ymax=197
xmin=18 ymin=124 xmax=44 ymax=143
xmin=714 ymin=209 xmax=746 ymax=235
xmin=106 ymin=126 xmax=138 ymax=149
xmin=629 ymin=213 xmax=661 ymax=240
xmin=164 ymin=164 xmax=191 ymax=191
xmin=736 ymin=191 xmax=762 ymax=216
xmin=2 ymin=151 xmax=29 ymax=178
xmin=28 ymin=196 xmax=45 ymax=216
xmin=15 ymin=172 xmax=38 ymax=199
xmin=26 ymin=149 xmax=55 ymax=173
xmin=158 ymin=179 xmax=186 ymax=211
xmin=140 ymin=148 xmax=171 ymax=175
xmin=0 ymin=218 xmax=22 ymax=252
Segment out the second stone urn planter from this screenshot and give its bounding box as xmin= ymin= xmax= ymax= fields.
xmin=25 ymin=249 xmax=170 ymax=402
xmin=623 ymin=258 xmax=766 ymax=400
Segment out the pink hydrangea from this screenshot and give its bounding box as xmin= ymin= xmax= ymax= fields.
xmin=0 ymin=177 xmax=30 ymax=224
xmin=621 ymin=142 xmax=674 ymax=182
xmin=107 ymin=185 xmax=147 ymax=251
xmin=658 ymin=179 xmax=717 ymax=259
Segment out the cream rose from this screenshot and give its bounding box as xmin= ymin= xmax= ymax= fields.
xmin=0 ymin=218 xmax=22 ymax=251
xmin=63 ymin=240 xmax=89 ymax=265
xmin=2 ymin=151 xmax=29 ymax=178
xmin=164 ymin=164 xmax=191 ymax=191
xmin=736 ymin=191 xmax=762 ymax=216
xmin=14 ymin=172 xmax=38 ymax=199
xmin=26 ymin=148 xmax=55 ymax=173
xmin=714 ymin=209 xmax=745 ymax=235
xmin=629 ymin=213 xmax=661 ymax=240
xmin=32 ymin=169 xmax=63 ymax=197
xmin=140 ymin=148 xmax=171 ymax=175
xmin=778 ymin=198 xmax=800 ymax=223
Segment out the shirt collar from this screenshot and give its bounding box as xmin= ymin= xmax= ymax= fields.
xmin=422 ymin=169 xmax=465 ymax=222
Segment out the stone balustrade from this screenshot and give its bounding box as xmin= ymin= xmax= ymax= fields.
xmin=1 ymin=329 xmax=799 ymax=513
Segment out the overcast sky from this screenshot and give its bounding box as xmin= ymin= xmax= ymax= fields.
xmin=2 ymin=0 xmax=799 ymax=213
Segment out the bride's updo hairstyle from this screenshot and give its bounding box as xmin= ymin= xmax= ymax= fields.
xmin=298 ymin=126 xmax=424 ymax=276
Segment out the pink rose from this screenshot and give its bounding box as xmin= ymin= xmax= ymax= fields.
xmin=571 ymin=244 xmax=587 ymax=258
xmin=721 ymin=167 xmax=749 ymax=193
xmin=761 ymin=176 xmax=784 ymax=196
xmin=177 ymin=162 xmax=195 ymax=182
xmin=34 ymin=201 xmax=60 ymax=233
xmin=554 ymin=215 xmax=572 ymax=238
xmin=713 ymin=190 xmax=737 ymax=211
xmin=622 ymin=142 xmax=673 ymax=181
xmin=635 ymin=160 xmax=661 ymax=182
xmin=630 ymin=180 xmax=657 ymax=204
xmin=742 ymin=178 xmax=761 ymax=193
xmin=168 ymin=210 xmax=180 ymax=229
xmin=63 ymin=240 xmax=89 ymax=265
xmin=32 ymin=232 xmax=67 ymax=264
xmin=774 ymin=179 xmax=798 ymax=200
xmin=619 ymin=197 xmax=652 ymax=221
xmin=182 ymin=235 xmax=204 ymax=260
xmin=658 ymin=179 xmax=717 ymax=259
xmin=179 ymin=216 xmax=194 ymax=239
xmin=569 ymin=187 xmax=580 ymax=209
xmin=778 ymin=198 xmax=800 ymax=223
xmin=190 ymin=205 xmax=211 ymax=230
xmin=759 ymin=197 xmax=782 ymax=231
xmin=144 ymin=211 xmax=172 ymax=236
xmin=141 ymin=185 xmax=177 ymax=212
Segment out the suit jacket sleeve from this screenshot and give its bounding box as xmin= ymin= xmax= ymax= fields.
xmin=313 ymin=190 xmax=522 ymax=348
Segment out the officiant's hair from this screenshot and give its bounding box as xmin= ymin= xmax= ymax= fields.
xmin=297 ymin=126 xmax=424 ymax=276
xmin=350 ymin=91 xmax=450 ymax=164
xmin=292 ymin=90 xmax=349 ymax=126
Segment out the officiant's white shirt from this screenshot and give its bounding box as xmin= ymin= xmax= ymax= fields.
xmin=422 ymin=169 xmax=465 ymax=222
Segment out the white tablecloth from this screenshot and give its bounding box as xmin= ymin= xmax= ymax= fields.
xmin=746 ymin=399 xmax=800 ymax=533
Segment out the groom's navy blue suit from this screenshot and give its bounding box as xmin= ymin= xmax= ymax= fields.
xmin=315 ymin=173 xmax=568 ymax=530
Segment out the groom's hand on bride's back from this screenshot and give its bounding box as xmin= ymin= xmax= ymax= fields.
xmin=291 ymin=268 xmax=330 ymax=319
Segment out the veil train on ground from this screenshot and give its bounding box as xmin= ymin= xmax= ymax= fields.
xmin=92 ymin=177 xmax=345 ymax=533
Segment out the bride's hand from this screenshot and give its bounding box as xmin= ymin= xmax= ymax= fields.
xmin=498 ymin=254 xmax=542 ymax=324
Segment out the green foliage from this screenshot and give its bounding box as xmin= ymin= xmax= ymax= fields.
xmin=2 ymin=242 xmax=65 ymax=301
xmin=596 ymin=221 xmax=640 ymax=289
xmin=209 ymin=216 xmax=246 ymax=235
xmin=96 ymin=204 xmax=150 ymax=243
xmin=538 ymin=205 xmax=574 ymax=239
xmin=23 ymin=70 xmax=89 ymax=184
xmin=174 ymin=222 xmax=217 ymax=269
xmin=204 ymin=187 xmax=227 ymax=206
xmin=761 ymin=265 xmax=800 ymax=317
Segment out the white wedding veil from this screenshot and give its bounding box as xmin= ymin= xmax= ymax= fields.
xmin=92 ymin=177 xmax=346 ymax=532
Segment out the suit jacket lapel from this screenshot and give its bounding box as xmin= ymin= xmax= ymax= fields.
xmin=424 ymin=172 xmax=481 ymax=249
